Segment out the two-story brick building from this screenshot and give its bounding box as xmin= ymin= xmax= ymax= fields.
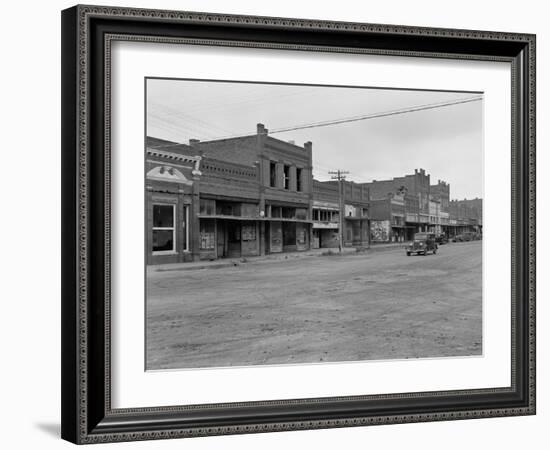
xmin=369 ymin=188 xmax=408 ymax=242
xmin=362 ymin=168 xmax=434 ymax=240
xmin=311 ymin=179 xmax=370 ymax=248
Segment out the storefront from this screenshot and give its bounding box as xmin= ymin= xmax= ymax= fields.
xmin=265 ymin=219 xmax=310 ymax=253
xmin=198 ymin=199 xmax=262 ymax=260
xmin=146 ymin=150 xmax=200 ymax=265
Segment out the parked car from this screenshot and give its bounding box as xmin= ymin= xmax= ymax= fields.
xmin=406 ymin=232 xmax=438 ymax=256
xmin=463 ymin=232 xmax=475 ymax=241
xmin=435 ymin=234 xmax=448 ymax=245
xmin=452 ymin=232 xmax=478 ymax=242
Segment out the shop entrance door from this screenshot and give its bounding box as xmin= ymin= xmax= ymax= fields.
xmin=226 ymin=221 xmax=241 ymax=258
xmin=282 ymin=222 xmax=297 ymax=252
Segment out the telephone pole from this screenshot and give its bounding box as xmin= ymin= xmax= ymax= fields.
xmin=329 ymin=170 xmax=349 ymax=253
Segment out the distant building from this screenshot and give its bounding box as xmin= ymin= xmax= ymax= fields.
xmin=362 ymin=169 xmax=481 ymax=242
xmin=363 ymin=169 xmax=432 ymax=241
xmin=369 ymin=189 xmax=407 ymax=242
xmin=449 ymin=198 xmax=483 ymax=235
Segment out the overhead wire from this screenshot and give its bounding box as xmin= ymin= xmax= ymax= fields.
xmin=269 ymin=96 xmax=483 ymax=135
xmin=158 ymin=95 xmax=483 ymax=143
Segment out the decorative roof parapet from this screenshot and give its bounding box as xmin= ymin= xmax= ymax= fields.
xmin=146 ymin=148 xmax=202 ymax=175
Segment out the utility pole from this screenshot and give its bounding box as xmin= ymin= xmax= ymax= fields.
xmin=329 ymin=170 xmax=349 ymax=253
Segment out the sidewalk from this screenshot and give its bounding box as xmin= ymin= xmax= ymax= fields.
xmin=149 ymin=241 xmax=409 ymax=273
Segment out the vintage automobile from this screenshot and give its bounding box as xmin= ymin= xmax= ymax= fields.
xmin=406 ymin=232 xmax=438 ymax=256
xmin=462 ymin=232 xmax=475 ymax=241
xmin=435 ymin=234 xmax=448 ymax=245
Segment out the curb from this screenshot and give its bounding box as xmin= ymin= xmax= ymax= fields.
xmin=151 ymin=245 xmax=410 ymax=272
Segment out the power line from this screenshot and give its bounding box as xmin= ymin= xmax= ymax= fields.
xmin=269 ymin=96 xmax=483 ymax=135
xmin=151 ymin=95 xmax=482 ymax=143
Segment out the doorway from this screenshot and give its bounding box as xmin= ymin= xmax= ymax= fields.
xmin=216 ymin=221 xmax=242 ymax=258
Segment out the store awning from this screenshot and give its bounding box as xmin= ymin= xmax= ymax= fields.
xmin=197 ymin=214 xmax=312 ymax=224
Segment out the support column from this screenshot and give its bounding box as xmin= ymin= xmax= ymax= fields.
xmin=191 ymin=177 xmax=201 ymax=261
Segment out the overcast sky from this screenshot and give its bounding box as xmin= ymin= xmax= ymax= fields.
xmin=147 ymin=78 xmax=483 ymax=200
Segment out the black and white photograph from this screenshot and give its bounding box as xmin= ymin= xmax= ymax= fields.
xmin=54 ymin=2 xmax=537 ymax=446
xmin=145 ymin=78 xmax=484 ymax=371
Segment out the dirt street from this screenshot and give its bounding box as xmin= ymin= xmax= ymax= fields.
xmin=146 ymin=241 xmax=482 ymax=370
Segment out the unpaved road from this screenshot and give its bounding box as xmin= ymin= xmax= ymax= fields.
xmin=146 ymin=241 xmax=482 ymax=370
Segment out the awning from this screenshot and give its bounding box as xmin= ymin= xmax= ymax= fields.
xmin=344 ymin=216 xmax=369 ymax=221
xmin=197 ymin=214 xmax=312 ymax=224
xmin=313 ymin=223 xmax=339 ymax=229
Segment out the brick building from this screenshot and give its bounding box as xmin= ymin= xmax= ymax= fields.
xmin=449 ymin=198 xmax=483 ymax=235
xmin=363 ymin=169 xmax=432 ymax=241
xmin=311 ymin=180 xmax=370 ymax=248
xmin=362 ymin=169 xmax=481 ymax=242
xmin=369 ymin=188 xmax=408 ymax=242
xmin=146 ymin=124 xmax=314 ymax=264
xmin=430 ymin=180 xmax=450 ymax=236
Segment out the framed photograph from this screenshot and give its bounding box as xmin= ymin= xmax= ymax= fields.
xmin=61 ymin=5 xmax=536 ymax=444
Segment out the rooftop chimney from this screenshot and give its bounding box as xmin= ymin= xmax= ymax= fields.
xmin=257 ymin=123 xmax=268 ymax=135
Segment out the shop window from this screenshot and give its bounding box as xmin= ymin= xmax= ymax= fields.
xmin=313 ymin=209 xmax=319 ymax=221
xmin=241 ymin=203 xmax=258 ymax=217
xmin=283 ymin=165 xmax=290 ymax=190
xmin=242 ymin=224 xmax=256 ymax=241
xmin=296 ymin=168 xmax=303 ymax=191
xmin=200 ymin=198 xmax=215 ymax=216
xmin=295 ymin=208 xmax=307 ymax=220
xmin=282 ymin=207 xmax=295 ymax=219
xmin=296 ymin=224 xmax=307 ymax=245
xmin=216 ymin=201 xmax=241 ymax=216
xmin=200 ymin=220 xmax=215 ymax=250
xmin=270 ymin=161 xmax=276 ymax=187
xmin=152 ymin=204 xmax=175 ymax=253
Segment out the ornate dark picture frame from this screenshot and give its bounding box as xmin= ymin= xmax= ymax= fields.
xmin=61 ymin=5 xmax=536 ymax=444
